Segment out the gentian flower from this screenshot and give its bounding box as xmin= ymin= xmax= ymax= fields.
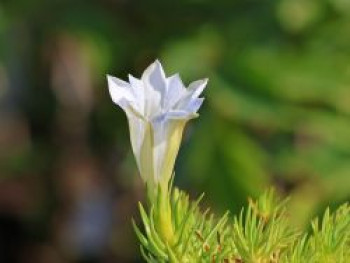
xmin=107 ymin=60 xmax=207 ymax=197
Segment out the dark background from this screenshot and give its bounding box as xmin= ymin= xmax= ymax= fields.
xmin=1 ymin=0 xmax=350 ymax=262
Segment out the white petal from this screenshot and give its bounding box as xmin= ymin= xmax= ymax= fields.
xmin=151 ymin=118 xmax=187 ymax=184
xmin=127 ymin=116 xmax=153 ymax=184
xmin=187 ymin=78 xmax=208 ymax=98
xmin=164 ymin=74 xmax=186 ymax=109
xmin=107 ymin=74 xmax=134 ymax=111
xmin=151 ymin=109 xmax=196 ymax=123
xmin=141 ymin=60 xmax=167 ymax=95
xmin=152 ymin=119 xmax=167 ymax=182
xmin=166 ymin=110 xmax=197 ymax=120
xmin=185 ymin=98 xmax=204 ymax=113
xmin=128 ymin=74 xmax=145 ymax=115
xmin=174 ymin=79 xmax=207 ymax=113
xmin=141 ymin=61 xmax=167 ymax=117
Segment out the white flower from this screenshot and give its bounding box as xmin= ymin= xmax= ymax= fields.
xmin=107 ymin=60 xmax=207 ymax=190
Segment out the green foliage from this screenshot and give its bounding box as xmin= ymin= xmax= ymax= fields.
xmin=231 ymin=190 xmax=298 ymax=262
xmin=134 ymin=188 xmax=350 ymax=262
xmin=308 ymin=204 xmax=350 ymax=262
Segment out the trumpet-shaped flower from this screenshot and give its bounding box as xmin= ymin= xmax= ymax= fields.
xmin=107 ymin=60 xmax=207 ymax=194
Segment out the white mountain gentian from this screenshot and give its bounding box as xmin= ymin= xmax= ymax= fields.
xmin=107 ymin=60 xmax=207 ymax=196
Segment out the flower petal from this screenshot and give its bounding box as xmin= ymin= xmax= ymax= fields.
xmin=107 ymin=75 xmax=133 ymax=101
xmin=107 ymin=75 xmax=135 ymax=111
xmin=128 ymin=116 xmax=154 ymax=184
xmin=164 ymin=74 xmax=186 ymax=110
xmin=187 ymin=78 xmax=208 ymax=98
xmin=166 ymin=110 xmax=198 ymax=120
xmin=174 ymin=79 xmax=207 ymax=113
xmin=151 ymin=118 xmax=187 ymax=184
xmin=184 ymin=98 xmax=204 ymax=113
xmin=128 ymin=74 xmax=145 ymax=115
xmin=142 ymin=60 xmax=167 ymax=94
xmin=141 ymin=61 xmax=166 ymax=117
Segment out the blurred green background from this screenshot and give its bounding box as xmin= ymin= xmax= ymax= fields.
xmin=1 ymin=0 xmax=350 ymax=262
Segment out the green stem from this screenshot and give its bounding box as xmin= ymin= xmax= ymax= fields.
xmin=156 ymin=182 xmax=175 ymax=245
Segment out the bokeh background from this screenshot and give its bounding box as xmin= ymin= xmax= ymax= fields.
xmin=1 ymin=0 xmax=350 ymax=262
